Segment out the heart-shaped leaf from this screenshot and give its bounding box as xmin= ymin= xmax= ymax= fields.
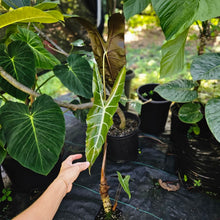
xmin=205 ymin=97 xmax=220 ymax=142
xmin=191 ymin=53 xmax=220 ymax=81
xmin=0 ymin=6 xmax=64 ymax=29
xmin=86 ymin=66 xmax=126 ymax=168
xmin=179 ymin=103 xmax=203 ymax=124
xmin=0 ymin=41 xmax=35 ymax=100
xmin=123 ymin=0 xmax=150 ymax=21
xmin=10 ymin=27 xmax=60 ymax=69
xmin=73 ymin=13 xmax=126 ymax=86
xmin=155 ymin=79 xmax=198 ymax=102
xmin=0 ymin=95 xmax=65 ymax=175
xmin=54 ymin=54 xmax=93 ymax=99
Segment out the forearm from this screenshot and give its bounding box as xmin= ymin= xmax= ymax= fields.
xmin=13 ymin=178 xmax=67 ymax=220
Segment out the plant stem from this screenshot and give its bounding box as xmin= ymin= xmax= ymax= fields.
xmin=103 ymin=51 xmax=108 ymax=100
xmin=36 ymin=74 xmax=55 ymax=92
xmin=0 ymin=93 xmax=7 ymax=102
xmin=100 ymin=140 xmax=112 ymax=213
xmin=116 ymin=107 xmax=126 ymax=129
xmin=198 ymin=20 xmax=210 ymax=55
xmin=33 ymin=25 xmax=69 ymax=57
xmin=0 ymin=66 xmax=93 ymax=110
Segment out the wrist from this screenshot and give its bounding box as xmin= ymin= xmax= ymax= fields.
xmin=53 ymin=177 xmax=69 ymax=195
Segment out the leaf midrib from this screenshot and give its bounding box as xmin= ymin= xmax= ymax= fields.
xmin=28 ymin=113 xmax=43 ymax=167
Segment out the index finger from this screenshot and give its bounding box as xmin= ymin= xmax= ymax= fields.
xmin=64 ymin=154 xmax=83 ymax=165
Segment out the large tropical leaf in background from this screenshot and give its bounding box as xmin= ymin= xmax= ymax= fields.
xmin=190 ymin=53 xmax=220 ymax=81
xmin=0 ymin=95 xmax=65 ymax=175
xmin=86 ymin=66 xmax=126 ymax=168
xmin=54 ymin=54 xmax=93 ymax=99
xmin=123 ymin=0 xmax=220 ymax=76
xmin=154 ymin=79 xmax=198 ymax=102
xmin=0 ymin=40 xmax=35 ymax=100
xmin=205 ymin=98 xmax=220 ymax=143
xmin=123 ymin=0 xmax=150 ymax=21
xmin=151 ymin=0 xmax=220 ymax=76
xmin=10 ymin=27 xmax=60 ymax=69
xmin=160 ymin=28 xmax=189 ymax=77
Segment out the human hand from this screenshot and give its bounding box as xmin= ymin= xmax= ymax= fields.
xmin=56 ymin=154 xmax=90 ymax=193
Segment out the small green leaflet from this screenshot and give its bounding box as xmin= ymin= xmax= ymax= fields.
xmin=117 ymin=171 xmax=131 ymax=199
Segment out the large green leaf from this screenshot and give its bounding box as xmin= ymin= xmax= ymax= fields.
xmin=160 ymin=28 xmax=189 ymax=77
xmin=0 ymin=128 xmax=7 ymax=164
xmin=0 ymin=6 xmax=64 ymax=28
xmin=117 ymin=171 xmax=131 ymax=199
xmin=190 ymin=53 xmax=220 ymax=81
xmin=152 ymin=0 xmax=220 ymax=77
xmin=179 ymin=103 xmax=203 ymax=124
xmin=151 ymin=0 xmax=197 ymax=40
xmin=123 ymin=0 xmax=150 ymax=21
xmin=195 ymin=0 xmax=220 ymax=22
xmin=34 ymin=1 xmax=59 ymax=10
xmin=0 ymin=41 xmax=35 ymax=100
xmin=86 ymin=66 xmax=126 ymax=168
xmin=54 ymin=54 xmax=93 ymax=99
xmin=0 ymin=95 xmax=65 ymax=175
xmin=10 ymin=27 xmax=60 ymax=69
xmin=73 ymin=13 xmax=126 ymax=86
xmin=152 ymin=0 xmax=220 ymax=40
xmin=205 ymin=98 xmax=220 ymax=143
xmin=154 ymin=79 xmax=198 ymax=102
xmin=2 ymin=0 xmax=30 ymax=9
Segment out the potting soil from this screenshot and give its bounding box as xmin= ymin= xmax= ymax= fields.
xmin=2 ymin=109 xmax=220 ymax=220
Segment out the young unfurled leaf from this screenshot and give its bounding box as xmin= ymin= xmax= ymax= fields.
xmin=117 ymin=171 xmax=131 ymax=199
xmin=72 ymin=13 xmax=126 ymax=87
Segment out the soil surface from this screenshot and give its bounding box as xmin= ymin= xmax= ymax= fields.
xmin=108 ymin=117 xmax=139 ymax=137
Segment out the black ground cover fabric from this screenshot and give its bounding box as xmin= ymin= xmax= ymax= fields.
xmin=1 ymin=107 xmax=220 ymax=220
xmin=53 ymin=111 xmax=220 ymax=220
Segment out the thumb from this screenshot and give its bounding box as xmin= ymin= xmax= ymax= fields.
xmin=77 ymin=161 xmax=90 ymax=172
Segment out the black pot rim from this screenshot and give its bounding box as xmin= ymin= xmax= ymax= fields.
xmin=137 ymin=83 xmax=171 ymax=104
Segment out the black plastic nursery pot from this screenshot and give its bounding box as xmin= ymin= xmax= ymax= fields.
xmin=170 ymin=104 xmax=220 ymax=195
xmin=2 ymin=155 xmax=62 ymax=193
xmin=137 ymin=83 xmax=171 ymax=134
xmin=107 ymin=112 xmax=140 ymax=163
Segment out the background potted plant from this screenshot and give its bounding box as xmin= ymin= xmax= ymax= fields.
xmin=155 ymin=52 xmax=220 ymax=194
xmin=137 ymin=83 xmax=171 ymax=134
xmin=122 ymin=0 xmax=220 ymax=194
